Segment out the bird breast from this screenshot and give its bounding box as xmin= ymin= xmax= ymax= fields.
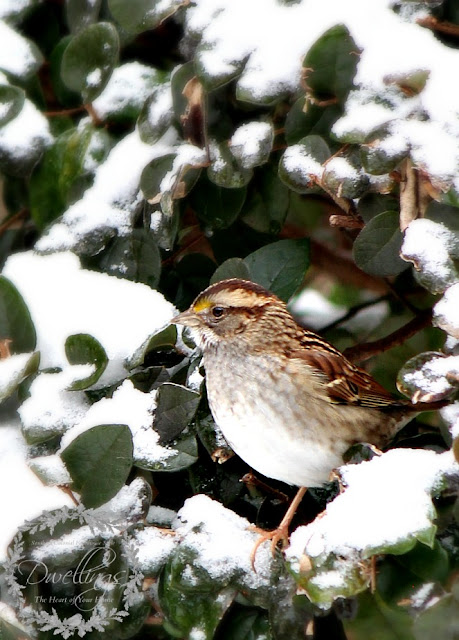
xmin=202 ymin=346 xmax=393 ymax=487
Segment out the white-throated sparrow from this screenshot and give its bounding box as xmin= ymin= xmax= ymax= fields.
xmin=172 ymin=278 xmax=445 ymax=549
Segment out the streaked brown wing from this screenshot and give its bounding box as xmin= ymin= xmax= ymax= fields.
xmin=292 ymin=348 xmax=401 ymax=408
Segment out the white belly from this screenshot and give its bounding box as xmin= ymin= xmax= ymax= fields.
xmin=215 ymin=407 xmax=343 ymax=487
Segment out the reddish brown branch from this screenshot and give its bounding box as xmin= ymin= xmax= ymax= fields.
xmin=43 ymin=106 xmax=86 ymax=117
xmin=0 ymin=208 xmax=28 ymax=236
xmin=343 ymin=308 xmax=433 ymax=363
xmin=310 ymin=239 xmax=389 ymax=294
xmin=417 ymin=15 xmax=459 ymax=37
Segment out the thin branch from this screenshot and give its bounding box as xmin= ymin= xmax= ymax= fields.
xmin=417 ymin=15 xmax=459 ymax=37
xmin=319 ymin=294 xmax=390 ymax=333
xmin=343 ymin=308 xmax=433 ymax=363
xmin=43 ymin=106 xmax=86 ymax=117
xmin=0 ymin=208 xmax=28 ymax=236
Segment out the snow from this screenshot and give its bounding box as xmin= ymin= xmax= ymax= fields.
xmin=434 ymin=283 xmax=459 ymax=339
xmin=86 ymin=68 xmax=102 ymax=87
xmin=0 ymin=20 xmax=42 ymax=78
xmin=133 ymin=527 xmax=176 ymax=574
xmin=401 ymin=219 xmax=459 ymax=292
xmin=145 ymin=83 xmax=173 ymax=132
xmin=185 ymin=0 xmax=459 ymax=183
xmin=281 ymin=143 xmax=323 ymax=184
xmin=59 ymin=380 xmax=175 ymax=468
xmin=286 ymin=449 xmax=456 ymax=567
xmin=324 ymin=157 xmax=361 ymax=182
xmin=157 ymin=143 xmax=206 ymax=196
xmin=92 ymin=62 xmax=162 ymax=120
xmin=29 ymin=454 xmax=72 ymax=486
xmin=441 ymin=402 xmax=459 ymax=440
xmin=0 ymin=353 xmax=34 ymax=396
xmin=0 ymin=422 xmax=73 ymax=561
xmin=36 ymin=128 xmax=177 ymax=252
xmin=229 ymin=121 xmax=273 ymax=169
xmin=146 ymin=505 xmax=176 ymax=526
xmin=3 ymin=251 xmax=177 ymax=385
xmin=173 ymin=494 xmax=273 ymax=588
xmin=19 ymin=370 xmax=90 ymax=442
xmin=0 ymin=97 xmax=52 ymax=162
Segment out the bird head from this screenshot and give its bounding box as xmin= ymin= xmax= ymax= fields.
xmin=171 ymin=278 xmax=286 ymax=348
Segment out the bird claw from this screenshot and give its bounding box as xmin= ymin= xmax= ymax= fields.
xmin=249 ymin=524 xmax=289 ymax=570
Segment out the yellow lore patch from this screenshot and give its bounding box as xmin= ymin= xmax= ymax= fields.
xmin=193 ymin=297 xmax=212 ymax=312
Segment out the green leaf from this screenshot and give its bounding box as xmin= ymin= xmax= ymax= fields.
xmin=240 ymin=164 xmax=289 ymax=234
xmin=65 ymin=333 xmax=108 ymax=390
xmin=126 ymin=325 xmax=178 ymax=370
xmin=108 ymin=0 xmax=183 ymax=33
xmin=344 ymin=591 xmax=414 ymax=640
xmin=141 ymin=153 xmax=202 ymax=204
xmin=190 ymin=176 xmax=247 ymax=230
xmin=0 ymin=276 xmax=36 ymax=353
xmin=30 ymin=124 xmax=111 ymax=230
xmin=219 ymin=607 xmax=273 ymax=640
xmin=97 ymin=229 xmax=162 ymax=289
xmin=66 ymin=0 xmax=102 ymax=33
xmin=285 ymin=97 xmax=342 ymax=145
xmin=303 ymin=24 xmax=358 ymax=103
xmin=61 ymin=424 xmax=133 ymax=508
xmin=0 ymin=85 xmax=25 ymax=127
xmin=244 ymin=238 xmax=310 ymax=301
xmin=210 ymin=258 xmax=251 ymax=285
xmin=154 ymin=383 xmax=200 ymax=443
xmin=0 ymin=351 xmax=40 ymax=403
xmin=360 ymin=138 xmax=408 ymax=175
xmin=61 ymin=22 xmax=119 ymax=102
xmin=159 ymin=551 xmax=236 ymax=638
xmin=160 ymin=432 xmax=199 ymax=472
xmin=137 ymin=85 xmax=173 ymax=144
xmin=353 ymin=211 xmax=408 ymax=277
xmin=413 ymin=593 xmax=459 ymax=640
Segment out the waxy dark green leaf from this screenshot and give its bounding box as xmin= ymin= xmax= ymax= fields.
xmin=353 ymin=211 xmax=408 ymax=277
xmin=154 ymin=382 xmax=200 ymax=443
xmin=61 ymin=424 xmax=133 ymax=508
xmin=244 ymin=238 xmax=310 ymax=301
xmin=65 ymin=333 xmax=108 ymax=390
xmin=0 ymin=85 xmax=25 ymax=127
xmin=303 ymin=24 xmax=359 ymax=103
xmin=61 ymin=22 xmax=119 ymax=101
xmin=0 ymin=276 xmax=36 ymax=354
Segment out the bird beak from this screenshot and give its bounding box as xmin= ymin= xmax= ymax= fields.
xmin=171 ymin=309 xmax=201 ymax=328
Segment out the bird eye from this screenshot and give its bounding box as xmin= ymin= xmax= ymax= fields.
xmin=212 ymin=306 xmax=225 ymax=318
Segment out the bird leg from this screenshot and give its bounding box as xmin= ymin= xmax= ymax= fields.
xmin=250 ymin=486 xmax=308 ymax=569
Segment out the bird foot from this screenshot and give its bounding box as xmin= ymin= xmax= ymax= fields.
xmin=249 ymin=524 xmax=290 ymax=569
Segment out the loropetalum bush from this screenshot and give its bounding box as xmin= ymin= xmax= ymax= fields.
xmin=0 ymin=0 xmax=459 ymax=638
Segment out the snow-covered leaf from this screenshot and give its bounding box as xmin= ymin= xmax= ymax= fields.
xmin=0 ymin=84 xmax=25 ymax=127
xmin=108 ymin=0 xmax=184 ymax=34
xmin=0 ymin=352 xmax=40 ymax=404
xmin=279 ymin=135 xmax=329 ymax=193
xmin=397 ymin=352 xmax=459 ymax=404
